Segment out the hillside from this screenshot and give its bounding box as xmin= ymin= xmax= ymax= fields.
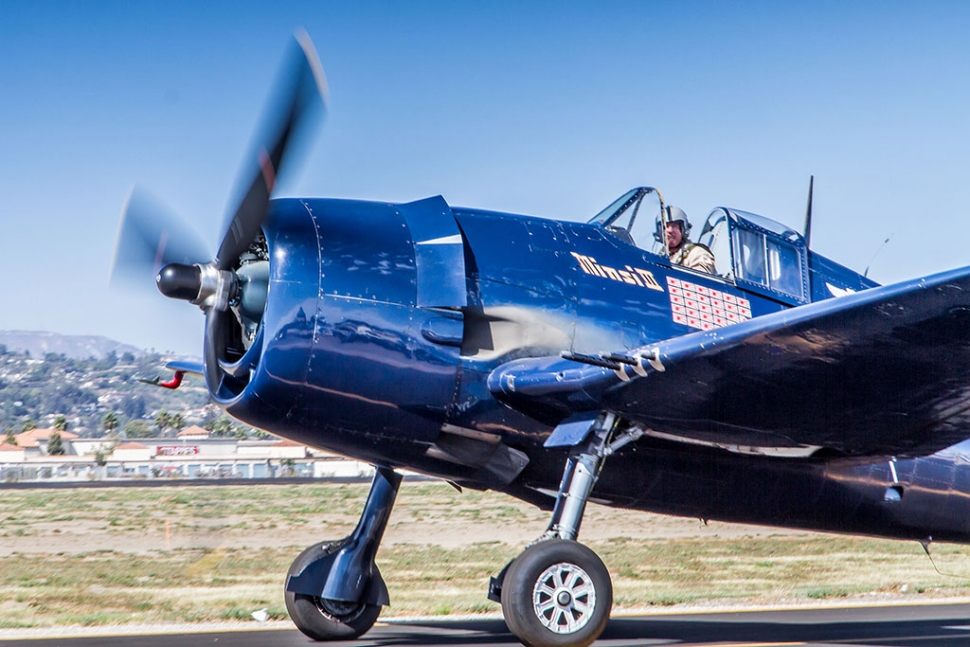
xmin=0 ymin=338 xmax=213 ymax=437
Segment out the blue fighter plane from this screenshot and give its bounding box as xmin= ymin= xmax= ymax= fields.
xmin=112 ymin=33 xmax=970 ymax=647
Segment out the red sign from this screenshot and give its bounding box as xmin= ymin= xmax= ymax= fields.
xmin=156 ymin=446 xmax=199 ymax=456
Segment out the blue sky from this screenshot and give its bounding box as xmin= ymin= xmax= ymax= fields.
xmin=2 ymin=1 xmax=970 ymax=355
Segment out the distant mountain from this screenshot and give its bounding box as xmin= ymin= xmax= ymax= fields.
xmin=0 ymin=331 xmax=144 ymax=360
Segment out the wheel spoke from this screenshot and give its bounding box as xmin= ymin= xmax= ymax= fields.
xmin=537 ymin=598 xmax=557 ymax=615
xmin=565 ymin=569 xmax=585 ymax=590
xmin=552 ymin=568 xmax=567 ymax=589
xmin=553 ymin=607 xmax=570 ymax=630
xmin=562 ymin=607 xmax=580 ymax=632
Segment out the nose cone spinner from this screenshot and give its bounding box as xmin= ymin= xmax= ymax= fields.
xmin=156 ymin=263 xmax=202 ymax=302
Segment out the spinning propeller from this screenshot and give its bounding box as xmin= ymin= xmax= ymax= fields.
xmin=110 ymin=31 xmax=328 ymax=399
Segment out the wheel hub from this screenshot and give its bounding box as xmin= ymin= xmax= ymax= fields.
xmin=532 ymin=561 xmax=597 ymax=635
xmin=318 ymin=597 xmax=361 ymax=619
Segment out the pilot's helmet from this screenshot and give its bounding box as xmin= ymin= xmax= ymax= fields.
xmin=654 ymin=205 xmax=692 ymax=242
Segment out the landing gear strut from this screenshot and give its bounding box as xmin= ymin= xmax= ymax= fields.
xmin=494 ymin=414 xmax=632 ymax=647
xmin=285 ymin=466 xmax=401 ymax=641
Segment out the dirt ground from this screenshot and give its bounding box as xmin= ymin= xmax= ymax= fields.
xmin=3 ymin=482 xmax=969 ymax=631
xmin=1 ymin=484 xmax=809 ymax=555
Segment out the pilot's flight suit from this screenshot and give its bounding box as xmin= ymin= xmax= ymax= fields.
xmin=670 ymin=242 xmax=716 ymax=275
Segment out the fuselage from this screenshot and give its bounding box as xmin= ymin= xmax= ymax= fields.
xmin=222 ymin=195 xmax=970 ymax=544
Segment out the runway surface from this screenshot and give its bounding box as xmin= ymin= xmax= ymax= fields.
xmin=3 ymin=602 xmax=970 ymax=646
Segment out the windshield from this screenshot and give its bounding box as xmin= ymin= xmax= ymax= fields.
xmin=588 ymin=188 xmax=650 ymax=225
xmin=588 ymin=187 xmax=665 ymax=251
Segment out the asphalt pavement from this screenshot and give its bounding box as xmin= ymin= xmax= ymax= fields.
xmin=3 ymin=602 xmax=970 ymax=646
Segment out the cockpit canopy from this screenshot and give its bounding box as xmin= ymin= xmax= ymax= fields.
xmin=590 ymin=187 xmax=809 ymax=304
xmin=697 ymin=208 xmax=808 ymax=302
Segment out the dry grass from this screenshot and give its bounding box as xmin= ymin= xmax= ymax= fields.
xmin=1 ymin=481 xmax=969 ymax=628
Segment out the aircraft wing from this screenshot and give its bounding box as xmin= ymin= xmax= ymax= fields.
xmin=166 ymin=359 xmax=205 ymax=376
xmin=489 ymin=266 xmax=970 ymax=458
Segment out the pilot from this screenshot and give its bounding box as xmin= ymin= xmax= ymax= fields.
xmin=660 ymin=206 xmax=716 ymax=275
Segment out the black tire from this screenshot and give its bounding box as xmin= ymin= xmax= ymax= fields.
xmin=501 ymin=540 xmax=612 ymax=647
xmin=284 ymin=540 xmax=383 ymax=641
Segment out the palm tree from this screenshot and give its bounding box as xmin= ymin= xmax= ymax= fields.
xmin=213 ymin=416 xmax=234 ymax=437
xmin=102 ymin=412 xmax=119 ymax=435
xmin=47 ymin=432 xmax=66 ymax=455
xmin=154 ymin=410 xmax=171 ymax=436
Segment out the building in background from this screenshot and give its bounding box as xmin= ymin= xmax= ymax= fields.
xmin=0 ymin=425 xmax=372 ymax=482
xmin=13 ymin=428 xmax=79 ymax=456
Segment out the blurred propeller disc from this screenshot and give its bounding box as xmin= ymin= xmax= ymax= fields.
xmin=110 ymin=186 xmax=211 ymax=290
xmin=215 ymin=30 xmax=328 ymax=270
xmin=109 ymin=30 xmax=328 ymax=402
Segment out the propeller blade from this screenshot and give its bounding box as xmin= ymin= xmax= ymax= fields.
xmin=110 ymin=186 xmax=211 ymax=289
xmin=214 ymin=30 xmax=328 ymax=270
xmin=204 ymin=307 xmax=229 ymax=396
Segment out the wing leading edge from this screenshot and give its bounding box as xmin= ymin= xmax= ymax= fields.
xmin=489 ymin=265 xmax=970 ymax=458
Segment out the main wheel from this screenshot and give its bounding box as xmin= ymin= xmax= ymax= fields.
xmin=501 ymin=539 xmax=612 ymax=647
xmin=284 ymin=540 xmax=383 ymax=641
